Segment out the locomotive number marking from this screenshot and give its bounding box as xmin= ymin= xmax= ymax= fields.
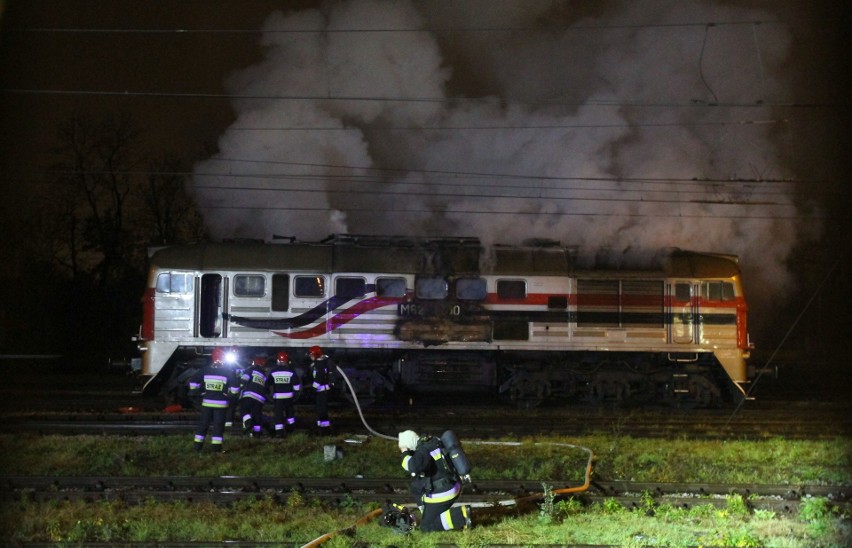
xmin=398 ymin=303 xmax=462 ymax=317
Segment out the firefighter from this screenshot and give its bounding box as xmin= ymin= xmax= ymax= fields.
xmin=306 ymin=345 xmax=333 ymax=432
xmin=398 ymin=430 xmax=472 ymax=532
xmin=237 ymin=355 xmax=270 ymax=437
xmin=268 ymin=350 xmax=301 ymax=437
xmin=188 ymin=348 xmax=240 ymax=453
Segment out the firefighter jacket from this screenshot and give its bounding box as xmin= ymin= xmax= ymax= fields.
xmin=239 ymin=366 xmax=269 ymax=403
xmin=401 ymin=437 xmax=461 ymax=503
xmin=188 ymin=365 xmax=240 ymax=408
xmin=268 ymin=363 xmax=301 ymax=400
xmin=308 ymin=355 xmax=332 ymax=393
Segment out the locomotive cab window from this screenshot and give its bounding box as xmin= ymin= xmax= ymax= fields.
xmin=456 ymin=277 xmax=486 ymax=301
xmin=234 ymin=274 xmax=265 ymax=297
xmin=272 ymin=274 xmax=289 ymax=311
xmin=377 ymin=277 xmax=406 ymax=298
xmin=497 ymin=280 xmax=526 ymax=300
xmin=701 ymin=281 xmax=735 ymax=302
xmin=336 ymin=277 xmax=366 ymax=299
xmin=295 ymin=275 xmax=325 ymax=298
xmin=156 ymin=272 xmax=193 ymax=294
xmin=674 ymin=282 xmax=692 ymax=302
xmin=416 ymin=277 xmax=448 ymax=300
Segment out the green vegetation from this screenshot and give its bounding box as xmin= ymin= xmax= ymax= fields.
xmin=1 ymin=433 xmax=849 ymax=546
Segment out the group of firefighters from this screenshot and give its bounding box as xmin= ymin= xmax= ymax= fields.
xmin=188 ymin=345 xmax=333 ymax=453
xmin=187 ymin=344 xmax=472 ymax=534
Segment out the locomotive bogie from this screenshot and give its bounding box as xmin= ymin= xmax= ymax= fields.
xmin=136 ymin=236 xmax=753 ymax=406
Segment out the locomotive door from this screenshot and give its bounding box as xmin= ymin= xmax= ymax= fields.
xmin=670 ymin=281 xmax=695 ymax=344
xmin=198 ymin=273 xmax=228 ymax=338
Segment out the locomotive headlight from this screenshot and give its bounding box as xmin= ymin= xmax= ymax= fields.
xmin=224 ymin=350 xmax=238 ymax=365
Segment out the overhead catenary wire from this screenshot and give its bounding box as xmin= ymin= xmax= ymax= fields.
xmin=2 ymin=87 xmax=843 ymax=109
xmin=725 ymin=243 xmax=849 ymax=425
xmin=4 ymin=18 xmax=797 ymax=34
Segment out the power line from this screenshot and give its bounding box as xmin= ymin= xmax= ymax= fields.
xmin=46 ymin=165 xmax=806 ymax=189
xmin=206 ymin=158 xmax=804 ymax=188
xmin=195 ymin=203 xmax=820 ymax=221
xmin=191 ymin=181 xmax=803 ymax=209
xmin=2 ymin=88 xmax=843 ymax=109
xmin=3 ymin=19 xmax=796 ymax=35
xmin=222 ymin=119 xmax=789 ymax=131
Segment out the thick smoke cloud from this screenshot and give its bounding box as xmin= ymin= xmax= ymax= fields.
xmin=192 ymin=0 xmax=821 ymax=335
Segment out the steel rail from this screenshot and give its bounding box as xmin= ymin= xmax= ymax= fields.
xmin=4 ymin=476 xmax=847 ymax=505
xmin=2 ymin=415 xmax=846 ymax=439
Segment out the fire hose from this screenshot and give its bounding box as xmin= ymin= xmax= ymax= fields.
xmin=299 ymin=366 xmax=595 ymax=547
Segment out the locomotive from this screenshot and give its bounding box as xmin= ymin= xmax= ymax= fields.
xmin=135 ymin=235 xmax=754 ymax=407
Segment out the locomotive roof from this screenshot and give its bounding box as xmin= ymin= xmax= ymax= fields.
xmin=149 ymin=242 xmax=739 ymax=278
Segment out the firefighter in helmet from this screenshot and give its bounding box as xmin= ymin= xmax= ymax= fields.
xmin=398 ymin=430 xmax=471 ymax=532
xmin=237 ymin=355 xmax=270 ymax=437
xmin=267 ymin=350 xmax=301 ymax=437
xmin=188 ymin=347 xmax=240 ymax=452
xmin=306 ymin=345 xmax=333 ymax=432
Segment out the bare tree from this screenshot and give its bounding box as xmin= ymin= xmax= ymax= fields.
xmin=140 ymin=155 xmax=207 ymax=246
xmin=48 ymin=113 xmax=143 ymax=285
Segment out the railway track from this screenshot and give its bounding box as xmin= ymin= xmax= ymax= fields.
xmin=3 ymin=400 xmax=849 ymax=439
xmin=4 ymin=475 xmax=848 ymax=514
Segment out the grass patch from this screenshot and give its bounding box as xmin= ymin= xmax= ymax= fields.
xmin=3 ymin=495 xmax=849 ymax=546
xmin=1 ymin=432 xmax=849 ymax=545
xmin=1 ymin=433 xmax=848 ymax=485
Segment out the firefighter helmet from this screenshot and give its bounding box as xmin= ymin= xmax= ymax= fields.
xmin=211 ymin=347 xmax=227 ymax=364
xmin=251 ymin=356 xmax=267 ymax=367
xmin=276 ymin=351 xmax=289 ymax=364
xmin=308 ymin=346 xmax=323 ymax=359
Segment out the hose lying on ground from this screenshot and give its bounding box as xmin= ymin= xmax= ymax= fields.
xmin=298 ymin=366 xmax=595 ymax=548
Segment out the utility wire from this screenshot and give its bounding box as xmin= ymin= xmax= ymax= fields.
xmin=1 ymin=88 xmax=843 ymax=109
xmin=4 ymin=19 xmax=795 ymax=34
xmin=725 ymin=244 xmax=847 ymax=424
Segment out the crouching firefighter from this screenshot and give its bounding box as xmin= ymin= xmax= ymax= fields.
xmin=397 ymin=429 xmax=472 ymax=532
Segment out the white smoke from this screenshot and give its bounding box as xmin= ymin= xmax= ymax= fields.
xmin=191 ymin=0 xmax=822 ymax=334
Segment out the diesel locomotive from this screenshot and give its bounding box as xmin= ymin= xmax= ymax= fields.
xmin=135 ymin=235 xmax=754 ymax=407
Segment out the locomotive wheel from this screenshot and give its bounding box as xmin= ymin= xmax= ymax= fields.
xmin=669 ymin=374 xmax=720 ymax=408
xmin=689 ymin=375 xmax=720 ymax=408
xmin=337 ymin=368 xmax=391 ymax=408
xmin=590 ymin=368 xmax=631 ymax=405
xmin=507 ymin=374 xmax=550 ymax=408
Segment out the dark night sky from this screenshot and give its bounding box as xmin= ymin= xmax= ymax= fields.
xmin=1 ymin=1 xmax=850 ymax=384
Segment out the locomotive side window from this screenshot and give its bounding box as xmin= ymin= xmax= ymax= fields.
xmin=156 ymin=272 xmax=193 ymax=294
xmin=295 ymin=275 xmax=325 ymax=298
xmin=456 ymin=277 xmax=486 ymax=301
xmin=674 ymin=283 xmax=692 ymax=302
xmin=336 ymin=277 xmax=366 ymax=299
xmin=234 ymin=274 xmax=265 ymax=297
xmin=548 ymin=296 xmax=568 ymax=309
xmin=272 ymin=274 xmax=289 ymax=311
xmin=497 ymin=280 xmax=526 ymax=300
xmin=701 ymin=281 xmax=735 ymax=302
xmin=377 ymin=277 xmax=406 ymax=297
xmin=416 ymin=277 xmax=448 ymax=300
